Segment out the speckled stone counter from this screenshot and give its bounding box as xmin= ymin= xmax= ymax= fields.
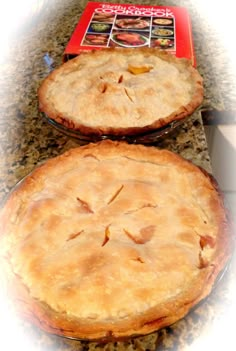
xmin=0 ymin=1 xmax=235 ymax=350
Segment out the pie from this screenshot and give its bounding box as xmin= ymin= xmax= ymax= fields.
xmin=0 ymin=141 xmax=232 ymax=341
xmin=38 ymin=48 xmax=203 ymax=136
xmin=153 ymin=18 xmax=173 ymax=25
xmin=152 ymin=28 xmax=174 ymax=36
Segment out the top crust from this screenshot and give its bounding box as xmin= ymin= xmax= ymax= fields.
xmin=0 ymin=141 xmax=232 ymax=341
xmin=38 ymin=48 xmax=204 ymax=136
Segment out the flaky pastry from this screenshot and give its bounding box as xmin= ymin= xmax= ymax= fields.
xmin=0 ymin=141 xmax=232 ymax=341
xmin=38 ymin=48 xmax=203 ymax=136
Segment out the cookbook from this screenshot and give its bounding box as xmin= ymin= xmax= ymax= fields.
xmin=63 ymin=2 xmax=196 ymax=66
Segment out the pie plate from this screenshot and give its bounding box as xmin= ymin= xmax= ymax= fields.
xmin=43 ymin=113 xmax=188 ymax=144
xmin=0 ymin=140 xmax=233 ymax=346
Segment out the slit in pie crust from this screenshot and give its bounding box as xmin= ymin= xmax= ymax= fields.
xmin=0 ymin=141 xmax=233 ymax=341
xmin=38 ymin=48 xmax=204 ymax=136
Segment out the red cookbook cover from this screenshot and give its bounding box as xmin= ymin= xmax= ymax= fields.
xmin=63 ymin=2 xmax=196 ymax=66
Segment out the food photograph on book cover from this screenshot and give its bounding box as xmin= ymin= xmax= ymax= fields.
xmin=63 ymin=3 xmax=194 ymax=64
xmin=81 ymin=12 xmax=176 ymax=51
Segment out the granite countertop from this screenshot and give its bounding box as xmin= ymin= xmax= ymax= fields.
xmin=0 ymin=1 xmax=235 ymax=350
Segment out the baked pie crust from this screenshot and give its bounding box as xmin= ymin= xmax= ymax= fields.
xmin=38 ymin=48 xmax=203 ymax=136
xmin=0 ymin=141 xmax=232 ymax=341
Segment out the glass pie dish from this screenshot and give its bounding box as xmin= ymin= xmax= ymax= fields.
xmin=38 ymin=48 xmax=204 ymax=143
xmin=43 ymin=113 xmax=189 ymax=144
xmin=0 ymin=141 xmax=233 ymax=349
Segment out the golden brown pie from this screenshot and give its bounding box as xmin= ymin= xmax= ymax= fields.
xmin=153 ymin=18 xmax=173 ymax=25
xmin=38 ymin=48 xmax=203 ymax=136
xmin=0 ymin=141 xmax=232 ymax=341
